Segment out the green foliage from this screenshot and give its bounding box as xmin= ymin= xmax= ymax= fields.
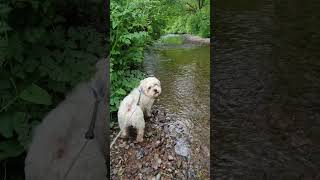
xmin=110 ymin=0 xmax=164 ymax=115
xmin=165 ymin=0 xmax=210 ymax=38
xmin=0 ymin=0 xmax=105 ymax=162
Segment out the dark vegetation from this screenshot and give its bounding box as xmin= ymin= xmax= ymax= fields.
xmin=0 ymin=0 xmax=105 ymax=179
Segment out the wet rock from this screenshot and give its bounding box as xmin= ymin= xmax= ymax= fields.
xmin=136 ymin=149 xmax=144 ymax=159
xmin=174 ymin=139 xmax=190 ymax=157
xmin=156 ymin=173 xmax=161 ymax=180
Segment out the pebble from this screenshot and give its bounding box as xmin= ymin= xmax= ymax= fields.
xmin=177 ymin=160 xmax=182 ymax=168
xmin=136 ymin=149 xmax=144 ymax=159
xmin=155 ymin=140 xmax=161 ymax=148
xmin=168 ymin=155 xmax=174 ymax=161
xmin=156 ymin=173 xmax=161 ymax=180
xmin=147 ymin=132 xmax=153 ymax=137
xmin=142 ymin=167 xmax=150 ymax=173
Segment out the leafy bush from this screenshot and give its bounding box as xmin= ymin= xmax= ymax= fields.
xmin=110 ymin=0 xmax=164 ymax=116
xmin=0 ymin=0 xmax=105 ymax=165
xmin=164 ymin=0 xmax=210 ymax=38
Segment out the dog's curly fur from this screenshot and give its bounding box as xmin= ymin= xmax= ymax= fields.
xmin=117 ymin=77 xmax=161 ymax=142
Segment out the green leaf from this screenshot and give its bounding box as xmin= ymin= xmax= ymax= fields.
xmin=116 ymin=88 xmax=127 ymax=95
xmin=0 ymin=112 xmax=25 ymax=138
xmin=0 ymin=113 xmax=14 ymax=138
xmin=0 ymin=140 xmax=24 ymax=160
xmin=19 ymin=84 xmax=52 ymax=105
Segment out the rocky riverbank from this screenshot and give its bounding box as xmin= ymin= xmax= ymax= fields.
xmin=110 ymin=105 xmax=209 ymax=179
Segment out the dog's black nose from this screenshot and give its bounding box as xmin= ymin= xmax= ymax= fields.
xmin=154 ymin=89 xmax=158 ymax=93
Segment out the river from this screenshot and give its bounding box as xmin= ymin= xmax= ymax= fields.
xmin=144 ymin=34 xmax=210 ymax=178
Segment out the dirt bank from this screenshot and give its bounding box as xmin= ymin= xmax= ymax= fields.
xmin=110 ymin=105 xmax=209 ymax=179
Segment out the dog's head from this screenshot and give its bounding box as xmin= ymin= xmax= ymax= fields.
xmin=139 ymin=77 xmax=161 ymax=98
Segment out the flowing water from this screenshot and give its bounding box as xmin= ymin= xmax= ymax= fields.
xmin=144 ymin=35 xmax=210 ymax=177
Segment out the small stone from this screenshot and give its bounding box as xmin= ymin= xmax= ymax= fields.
xmin=138 ymin=173 xmax=143 ymax=179
xmin=112 ymin=168 xmax=117 ymax=175
xmin=155 ymin=140 xmax=161 ymax=147
xmin=142 ymin=167 xmax=150 ymax=173
xmin=147 ymin=131 xmax=153 ymax=137
xmin=168 ymin=155 xmax=174 ymax=161
xmin=152 ymin=162 xmax=159 ymax=170
xmin=117 ymin=167 xmax=124 ymax=176
xmin=125 ymin=145 xmax=129 ymax=149
xmin=167 ymin=168 xmax=172 ymax=172
xmin=136 ymin=149 xmax=144 ymax=159
xmin=177 ymin=160 xmax=182 ymax=168
xmin=157 ymin=158 xmax=162 ymax=164
xmin=156 ymin=173 xmax=161 ymax=180
xmin=136 ymin=162 xmax=143 ymax=169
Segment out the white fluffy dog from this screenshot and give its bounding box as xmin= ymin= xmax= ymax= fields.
xmin=117 ymin=77 xmax=161 ymax=142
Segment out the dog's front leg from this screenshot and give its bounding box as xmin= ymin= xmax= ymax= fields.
xmin=145 ymin=100 xmax=154 ymax=118
xmin=146 ymin=106 xmax=152 ymax=118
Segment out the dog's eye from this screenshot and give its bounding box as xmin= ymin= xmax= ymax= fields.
xmin=148 ymin=86 xmax=151 ymax=90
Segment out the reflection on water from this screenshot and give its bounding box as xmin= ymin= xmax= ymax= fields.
xmin=144 ymin=39 xmax=210 ymax=176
